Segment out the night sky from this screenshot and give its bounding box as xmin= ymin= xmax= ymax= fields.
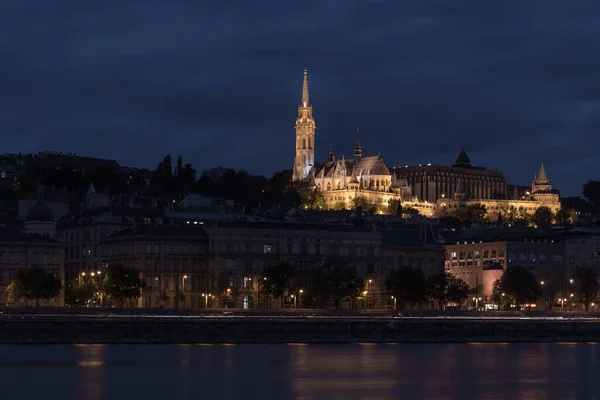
xmin=1 ymin=1 xmax=599 ymax=196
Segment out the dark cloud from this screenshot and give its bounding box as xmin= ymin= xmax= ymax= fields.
xmin=1 ymin=0 xmax=599 ymax=195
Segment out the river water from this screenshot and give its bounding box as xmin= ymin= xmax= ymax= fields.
xmin=0 ymin=343 xmax=599 ymax=399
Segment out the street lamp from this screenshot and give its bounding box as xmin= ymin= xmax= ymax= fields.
xmin=391 ymin=295 xmax=396 ymax=310
xmin=291 ymin=294 xmax=296 ymax=308
xmin=299 ymin=289 xmax=304 ymax=308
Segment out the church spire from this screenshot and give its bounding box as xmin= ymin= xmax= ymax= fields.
xmin=537 ymin=162 xmax=549 ymax=184
xmin=293 ymin=69 xmax=316 ymax=182
xmin=301 ymin=68 xmax=310 ymax=107
xmin=354 ymin=128 xmax=362 ymax=158
xmin=328 ymin=143 xmax=335 ymax=162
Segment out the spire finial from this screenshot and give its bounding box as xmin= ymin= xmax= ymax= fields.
xmin=328 ymin=142 xmax=335 ymax=162
xmin=301 ymin=68 xmax=309 ymax=107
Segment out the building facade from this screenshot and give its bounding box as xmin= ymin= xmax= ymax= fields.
xmin=99 ymin=225 xmax=209 ymax=308
xmin=444 ymin=227 xmax=600 ymax=308
xmin=393 ymin=149 xmax=507 ymax=203
xmin=292 ymin=69 xmax=316 ymax=181
xmin=434 ymin=163 xmax=561 ymax=220
xmin=203 ymin=221 xmax=385 ymax=309
xmin=0 ymin=226 xmax=65 ymax=306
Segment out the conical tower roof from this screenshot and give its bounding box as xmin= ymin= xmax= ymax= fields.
xmin=454 ymin=148 xmax=471 ymax=167
xmin=349 ymin=164 xmax=359 ymax=184
xmin=537 ymin=162 xmax=549 ymax=184
xmin=301 ymin=68 xmax=309 ymax=106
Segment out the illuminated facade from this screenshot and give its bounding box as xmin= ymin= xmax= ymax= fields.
xmin=292 ymin=69 xmax=316 ymax=181
xmin=291 ymin=71 xmax=560 ymax=219
xmin=434 ymin=163 xmax=561 ymax=220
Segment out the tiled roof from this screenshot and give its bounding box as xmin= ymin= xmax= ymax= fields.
xmin=102 ymin=225 xmax=208 ymax=240
xmin=0 ymin=226 xmax=62 ymax=244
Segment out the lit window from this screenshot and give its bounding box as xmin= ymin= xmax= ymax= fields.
xmin=263 ymin=245 xmax=273 ymax=254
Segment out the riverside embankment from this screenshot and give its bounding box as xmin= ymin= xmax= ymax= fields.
xmin=2 ymin=316 xmax=600 ymax=344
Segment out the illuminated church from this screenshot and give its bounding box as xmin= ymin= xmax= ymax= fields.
xmin=291 ymin=70 xmax=560 ymax=218
xmin=292 ymin=70 xmax=412 ymax=211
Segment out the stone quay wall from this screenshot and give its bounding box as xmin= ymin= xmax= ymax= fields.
xmin=1 ymin=318 xmax=600 ymax=344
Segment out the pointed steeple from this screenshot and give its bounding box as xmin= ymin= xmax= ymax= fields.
xmin=328 ymin=142 xmax=335 ymax=162
xmin=391 ymin=172 xmax=400 ymax=188
xmin=301 ymin=68 xmax=310 ymax=107
xmin=537 ymin=162 xmax=549 ymax=184
xmin=454 ymin=148 xmax=471 ymax=167
xmin=354 ymin=128 xmax=362 ymax=158
xmin=349 ymin=164 xmax=359 ymax=184
xmin=88 ymin=182 xmax=96 ymax=194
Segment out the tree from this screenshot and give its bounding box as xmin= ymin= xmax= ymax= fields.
xmin=64 ymin=280 xmax=97 ymax=307
xmin=583 ymin=179 xmax=600 ymax=207
xmin=312 ymin=260 xmax=364 ymax=308
xmin=532 ymin=206 xmax=554 ymax=227
xmin=260 ymin=262 xmax=296 ymax=305
xmin=294 ymin=181 xmax=326 ymax=210
xmin=333 ymin=201 xmax=346 ymax=211
xmin=491 ymin=266 xmax=542 ymax=310
xmin=352 ymin=197 xmax=377 ymax=213
xmin=573 ymin=266 xmax=600 ymax=313
xmin=387 ymin=199 xmax=401 ymax=215
xmin=385 ymin=267 xmax=427 ymax=309
xmin=103 ymin=264 xmax=145 ymax=308
xmin=427 ymin=273 xmax=469 ymax=310
xmin=7 ymin=267 xmax=61 ymax=307
xmin=491 ymin=190 xmax=508 ymax=200
xmin=555 ymin=208 xmax=574 ymax=225
xmin=402 ymin=206 xmax=419 ymax=218
xmin=456 ymin=203 xmax=488 ymax=224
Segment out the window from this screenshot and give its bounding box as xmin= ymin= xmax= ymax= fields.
xmin=244 ymin=260 xmax=252 ymax=271
xmin=9 ymin=253 xmax=15 ymax=264
xmin=33 ymin=253 xmax=38 ymax=264
xmin=173 ymin=245 xmax=179 ymax=252
xmin=263 ymin=245 xmax=273 ymax=254
xmin=243 ymin=277 xmax=251 ymax=288
xmin=0 ymin=270 xmax=3 ymax=283
xmin=52 ymin=253 xmax=58 ymax=265
xmin=367 ymin=264 xmax=374 ymax=274
xmin=19 ymin=253 xmax=26 ymax=264
xmin=165 ymin=245 xmax=170 ymax=253
xmin=224 ymin=259 xmax=235 ymax=270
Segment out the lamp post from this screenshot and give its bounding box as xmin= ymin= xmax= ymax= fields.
xmin=291 ymin=294 xmax=296 ymax=308
xmin=391 ymin=295 xmax=396 ymax=310
xmin=299 ymin=289 xmax=304 ymax=309
xmin=541 ymin=281 xmax=546 ymax=311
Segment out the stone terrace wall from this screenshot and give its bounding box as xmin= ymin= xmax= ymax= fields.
xmin=2 ymin=319 xmax=600 ymax=344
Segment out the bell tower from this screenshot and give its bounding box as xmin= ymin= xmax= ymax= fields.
xmin=293 ymin=69 xmax=316 ymax=181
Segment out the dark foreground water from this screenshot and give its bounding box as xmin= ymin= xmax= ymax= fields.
xmin=1 ymin=343 xmax=600 ymax=400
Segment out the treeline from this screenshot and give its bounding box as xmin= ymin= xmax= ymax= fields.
xmin=218 ymin=259 xmax=471 ymax=310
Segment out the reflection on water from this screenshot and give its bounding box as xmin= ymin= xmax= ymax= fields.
xmin=0 ymin=343 xmax=599 ymax=399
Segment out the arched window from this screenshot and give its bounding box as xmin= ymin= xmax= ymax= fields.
xmin=327 ymin=182 xmax=331 ymax=191
xmin=303 ymin=155 xmax=307 ymax=166
xmin=302 ymin=138 xmax=306 ymax=149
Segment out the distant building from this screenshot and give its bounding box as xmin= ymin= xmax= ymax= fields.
xmin=444 ymin=227 xmax=600 ymax=309
xmin=434 ymin=163 xmax=561 ymax=220
xmin=392 ymin=148 xmax=507 ymax=202
xmin=203 ymin=221 xmax=385 ymax=309
xmin=99 ymin=225 xmax=209 ymax=308
xmin=0 ymin=226 xmax=65 ymax=306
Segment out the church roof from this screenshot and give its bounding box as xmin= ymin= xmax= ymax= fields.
xmin=25 ymin=201 xmax=55 ymax=222
xmin=312 ymin=155 xmax=390 ymax=178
